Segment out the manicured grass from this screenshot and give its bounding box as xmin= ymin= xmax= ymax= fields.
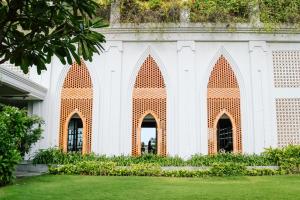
xmin=1 ymin=175 xmax=300 ymax=200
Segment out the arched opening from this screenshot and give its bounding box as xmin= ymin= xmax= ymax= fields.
xmin=59 ymin=62 xmax=93 ymax=153
xmin=217 ymin=114 xmax=233 ymax=153
xmin=67 ymin=114 xmax=83 ymax=152
xmin=207 ymin=55 xmax=242 ymax=154
xmin=140 ymin=114 xmax=157 ymax=154
xmin=132 ymin=55 xmax=167 ymax=156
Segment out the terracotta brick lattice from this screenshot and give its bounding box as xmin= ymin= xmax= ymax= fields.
xmin=59 ymin=62 xmax=93 ymax=153
xmin=276 ymin=98 xmax=300 ymax=147
xmin=273 ymin=51 xmax=300 ymax=88
xmin=207 ymin=55 xmax=242 ymax=154
xmin=132 ymin=55 xmax=167 ymax=156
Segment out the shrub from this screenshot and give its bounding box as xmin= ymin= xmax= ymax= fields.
xmin=0 ymin=149 xmax=21 ymax=186
xmin=95 ymin=0 xmax=111 ymax=24
xmin=49 ymin=161 xmax=283 ymax=177
xmin=259 ymin=0 xmax=300 ymax=24
xmin=130 ymin=163 xmax=162 ymax=176
xmin=120 ymin=0 xmax=181 ymax=23
xmin=210 ymin=163 xmax=246 ymax=176
xmin=32 ymin=148 xmax=99 ymax=164
xmin=33 ymin=150 xmax=186 ymax=166
xmin=49 ymin=161 xmax=116 ymax=176
xmin=0 ymin=105 xmax=43 ymax=186
xmin=263 ymin=145 xmax=300 ymax=174
xmin=246 ymin=168 xmax=280 ymax=176
xmin=35 ymin=145 xmax=300 ymax=176
xmin=187 ymin=153 xmax=273 ymax=166
xmin=190 ymin=0 xmax=252 ymax=23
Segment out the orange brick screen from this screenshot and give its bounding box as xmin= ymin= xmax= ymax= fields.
xmin=59 ymin=62 xmax=93 ymax=153
xmin=207 ymin=55 xmax=242 ymax=154
xmin=276 ymin=98 xmax=300 ymax=147
xmin=132 ymin=55 xmax=167 ymax=156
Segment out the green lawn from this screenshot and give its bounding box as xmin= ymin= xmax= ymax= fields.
xmin=0 ymin=175 xmax=300 ymax=200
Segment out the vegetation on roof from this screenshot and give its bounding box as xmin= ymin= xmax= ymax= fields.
xmin=95 ymin=0 xmax=300 ymax=30
xmin=190 ymin=0 xmax=251 ymax=23
xmin=120 ymin=0 xmax=181 ymax=23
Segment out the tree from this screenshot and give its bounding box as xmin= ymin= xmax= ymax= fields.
xmin=0 ymin=0 xmax=106 ymax=74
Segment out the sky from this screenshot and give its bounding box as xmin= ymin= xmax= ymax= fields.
xmin=141 ymin=128 xmax=156 ymax=144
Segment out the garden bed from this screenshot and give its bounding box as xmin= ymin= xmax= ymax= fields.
xmin=30 ymin=145 xmax=300 ymax=178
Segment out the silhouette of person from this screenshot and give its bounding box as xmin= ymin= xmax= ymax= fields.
xmin=148 ymin=140 xmax=152 ymax=153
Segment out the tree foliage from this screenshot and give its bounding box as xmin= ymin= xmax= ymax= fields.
xmin=0 ymin=0 xmax=106 ymax=74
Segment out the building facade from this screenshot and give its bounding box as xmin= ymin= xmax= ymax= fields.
xmin=1 ymin=17 xmax=300 ymax=158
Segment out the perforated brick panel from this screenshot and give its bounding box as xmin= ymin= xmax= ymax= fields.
xmin=132 ymin=55 xmax=167 ymax=156
xmin=273 ymin=51 xmax=300 ymax=88
xmin=59 ymin=62 xmax=93 ymax=153
xmin=276 ymin=98 xmax=300 ymax=147
xmin=207 ymin=55 xmax=242 ymax=154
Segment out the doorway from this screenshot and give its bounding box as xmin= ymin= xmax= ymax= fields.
xmin=217 ymin=114 xmax=233 ymax=153
xmin=140 ymin=114 xmax=157 ymax=154
xmin=67 ymin=114 xmax=83 ymax=152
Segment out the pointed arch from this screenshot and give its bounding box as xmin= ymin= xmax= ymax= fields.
xmin=204 ymin=46 xmax=244 ymax=89
xmin=128 ymin=46 xmax=170 ymax=96
xmin=207 ymin=55 xmax=242 ymax=154
xmin=59 ymin=61 xmax=93 ymax=154
xmin=132 ymin=55 xmax=167 ymax=156
xmin=64 ymin=111 xmax=86 ymax=152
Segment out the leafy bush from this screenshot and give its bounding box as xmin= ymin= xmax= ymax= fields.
xmin=95 ymin=0 xmax=111 ymax=24
xmin=49 ymin=161 xmax=116 ymax=176
xmin=210 ymin=162 xmax=246 ymax=176
xmin=0 ymin=148 xmax=21 ymax=186
xmin=35 ymin=145 xmax=300 ymax=177
xmin=187 ymin=153 xmax=273 ymax=166
xmin=32 ymin=148 xmax=100 ymax=164
xmin=33 ymin=149 xmax=186 ymax=166
xmin=33 ymin=148 xmax=275 ymax=166
xmin=48 ymin=161 xmax=281 ymax=177
xmin=120 ymin=0 xmax=181 ymax=23
xmin=263 ymin=145 xmax=300 ymax=174
xmin=189 ymin=0 xmax=252 ymax=23
xmin=0 ymin=105 xmax=43 ymax=186
xmin=246 ymin=168 xmax=281 ymax=176
xmin=130 ymin=163 xmax=161 ymax=176
xmin=259 ymin=0 xmax=300 ymax=24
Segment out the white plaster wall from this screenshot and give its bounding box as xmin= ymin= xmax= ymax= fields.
xmin=31 ymin=30 xmax=300 ymax=157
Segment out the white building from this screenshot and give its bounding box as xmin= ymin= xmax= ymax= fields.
xmin=1 ymin=4 xmax=300 ymax=158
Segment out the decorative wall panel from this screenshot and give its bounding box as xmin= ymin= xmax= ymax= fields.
xmin=59 ymin=62 xmax=93 ymax=153
xmin=276 ymin=98 xmax=300 ymax=147
xmin=132 ymin=55 xmax=167 ymax=156
xmin=207 ymin=55 xmax=242 ymax=154
xmin=273 ymin=51 xmax=300 ymax=88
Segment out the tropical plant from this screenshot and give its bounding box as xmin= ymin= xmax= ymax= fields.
xmin=0 ymin=105 xmax=43 ymax=186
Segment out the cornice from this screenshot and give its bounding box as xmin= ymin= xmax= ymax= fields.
xmin=97 ymin=23 xmax=300 ymax=42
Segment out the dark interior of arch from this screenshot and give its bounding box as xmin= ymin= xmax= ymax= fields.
xmin=67 ymin=114 xmax=83 ymax=152
xmin=217 ymin=114 xmax=233 ymax=153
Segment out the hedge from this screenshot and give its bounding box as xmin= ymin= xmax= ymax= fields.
xmin=34 ymin=145 xmax=300 ymax=177
xmin=33 ymin=148 xmax=274 ymax=166
xmin=48 ymin=161 xmax=283 ymax=177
